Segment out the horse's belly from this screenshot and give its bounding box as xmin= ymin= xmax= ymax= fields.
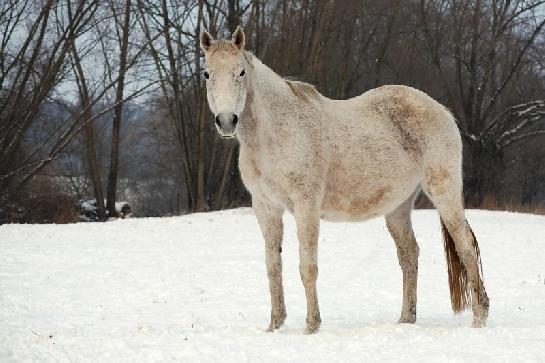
xmin=320 ymin=192 xmax=397 ymax=222
xmin=320 ymin=209 xmax=374 ymax=222
xmin=320 ymin=170 xmax=421 ymax=222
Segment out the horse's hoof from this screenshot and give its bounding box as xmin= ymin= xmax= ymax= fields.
xmin=397 ymin=308 xmax=416 ymax=324
xmin=303 ymin=321 xmax=320 ymax=334
xmin=266 ymin=314 xmax=286 ymax=332
xmin=303 ymin=324 xmax=320 ymax=335
xmin=303 ymin=311 xmax=321 ymax=334
xmin=472 ymin=318 xmax=486 ymax=328
xmin=266 ymin=320 xmax=285 ymax=332
xmin=472 ymin=301 xmax=488 ymax=328
xmin=397 ymin=316 xmax=416 ymax=324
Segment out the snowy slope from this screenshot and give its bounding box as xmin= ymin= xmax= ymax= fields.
xmin=1 ymin=209 xmax=545 ymax=362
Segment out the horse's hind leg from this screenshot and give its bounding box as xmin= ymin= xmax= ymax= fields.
xmin=253 ymin=199 xmax=287 ymax=331
xmin=423 ymin=164 xmax=489 ymax=327
xmin=385 ymin=190 xmax=420 ymax=324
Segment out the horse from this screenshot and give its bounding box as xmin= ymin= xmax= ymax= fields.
xmin=199 ymin=26 xmax=489 ymax=334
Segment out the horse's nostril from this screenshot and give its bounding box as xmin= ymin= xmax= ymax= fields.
xmin=215 ymin=115 xmax=221 ymax=128
xmin=232 ymin=114 xmax=238 ymax=127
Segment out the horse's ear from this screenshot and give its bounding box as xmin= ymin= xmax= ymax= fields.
xmin=231 ymin=25 xmax=245 ymax=50
xmin=200 ymin=29 xmax=213 ymax=52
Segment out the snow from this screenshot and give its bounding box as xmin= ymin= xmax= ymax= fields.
xmin=79 ymin=200 xmax=132 ymax=222
xmin=1 ymin=208 xmax=545 ymax=362
xmin=114 ymin=201 xmax=130 ymax=211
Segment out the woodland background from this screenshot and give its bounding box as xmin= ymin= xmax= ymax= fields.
xmin=1 ymin=0 xmax=544 ymax=223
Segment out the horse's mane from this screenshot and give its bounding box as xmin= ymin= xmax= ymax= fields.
xmin=285 ymin=80 xmax=321 ymax=101
xmin=208 ymin=39 xmax=239 ymax=54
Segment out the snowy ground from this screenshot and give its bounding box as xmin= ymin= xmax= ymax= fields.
xmin=1 ymin=208 xmax=545 ymax=362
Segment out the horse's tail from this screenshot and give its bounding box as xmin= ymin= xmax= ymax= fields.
xmin=440 ymin=218 xmax=476 ymax=313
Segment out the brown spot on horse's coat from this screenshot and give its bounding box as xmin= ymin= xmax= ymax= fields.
xmin=370 ymin=92 xmax=422 ymax=157
xmin=286 ymin=171 xmax=305 ymax=188
xmin=426 ymin=167 xmax=451 ymax=195
xmin=348 ymin=186 xmax=392 ymax=216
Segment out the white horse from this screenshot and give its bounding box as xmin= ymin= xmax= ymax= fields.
xmin=200 ymin=26 xmax=489 ymax=334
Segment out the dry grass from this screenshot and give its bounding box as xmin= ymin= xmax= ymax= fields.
xmin=414 ymin=192 xmax=545 ymax=216
xmin=1 ymin=176 xmax=79 ymax=224
xmin=23 ymin=194 xmax=79 ymax=224
xmin=478 ymin=194 xmax=545 ymax=216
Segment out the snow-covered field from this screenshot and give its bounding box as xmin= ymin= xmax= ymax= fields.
xmin=1 ymin=208 xmax=545 ymax=362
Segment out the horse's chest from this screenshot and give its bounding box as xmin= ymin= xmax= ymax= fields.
xmin=239 ymin=151 xmax=293 ymax=209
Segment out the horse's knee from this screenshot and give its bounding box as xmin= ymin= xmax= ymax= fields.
xmin=261 ymin=222 xmax=283 ymax=247
xmin=266 ymin=246 xmax=283 ymax=270
xmin=265 ymin=248 xmax=282 ymax=281
xmin=299 ymin=263 xmax=318 ymax=286
xmin=265 ymin=241 xmax=281 ymax=258
xmin=267 ymin=264 xmax=281 ymax=280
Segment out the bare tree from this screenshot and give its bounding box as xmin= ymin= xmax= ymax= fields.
xmin=69 ymin=20 xmax=107 ymax=220
xmin=105 ymin=0 xmax=134 ymax=217
xmin=0 ymin=0 xmax=101 ymax=200
xmin=418 ymin=0 xmax=545 ymax=203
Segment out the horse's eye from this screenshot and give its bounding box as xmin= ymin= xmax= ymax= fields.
xmin=203 ymin=71 xmax=209 ymax=79
xmin=239 ymin=69 xmax=245 ymax=77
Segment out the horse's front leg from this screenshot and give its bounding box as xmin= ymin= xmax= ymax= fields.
xmin=294 ymin=204 xmax=321 ymax=334
xmin=253 ymin=199 xmax=286 ymax=331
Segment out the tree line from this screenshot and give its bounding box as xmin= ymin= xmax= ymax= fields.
xmin=1 ymin=0 xmax=544 ymax=222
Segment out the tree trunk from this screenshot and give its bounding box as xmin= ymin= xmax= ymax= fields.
xmin=226 ymin=0 xmax=240 ymax=33
xmin=71 ymin=40 xmax=106 ymax=221
xmin=194 ymin=0 xmax=208 ymax=212
xmin=106 ymin=0 xmax=132 ymax=218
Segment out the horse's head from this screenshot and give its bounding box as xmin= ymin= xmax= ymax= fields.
xmin=200 ymin=26 xmax=248 ymax=139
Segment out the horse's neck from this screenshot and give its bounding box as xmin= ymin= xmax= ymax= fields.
xmin=238 ymin=57 xmax=290 ymax=151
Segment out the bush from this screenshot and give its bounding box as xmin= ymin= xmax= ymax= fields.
xmin=0 ymin=194 xmax=78 ymax=224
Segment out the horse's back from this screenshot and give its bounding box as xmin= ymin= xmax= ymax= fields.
xmin=351 ymin=85 xmax=458 ymax=139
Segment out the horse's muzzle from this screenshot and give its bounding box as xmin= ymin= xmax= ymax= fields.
xmin=215 ymin=112 xmax=238 ymax=138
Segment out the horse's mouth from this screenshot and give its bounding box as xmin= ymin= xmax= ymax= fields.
xmin=215 ymin=120 xmax=238 ymax=139
xmin=217 ymin=128 xmax=237 ymax=139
